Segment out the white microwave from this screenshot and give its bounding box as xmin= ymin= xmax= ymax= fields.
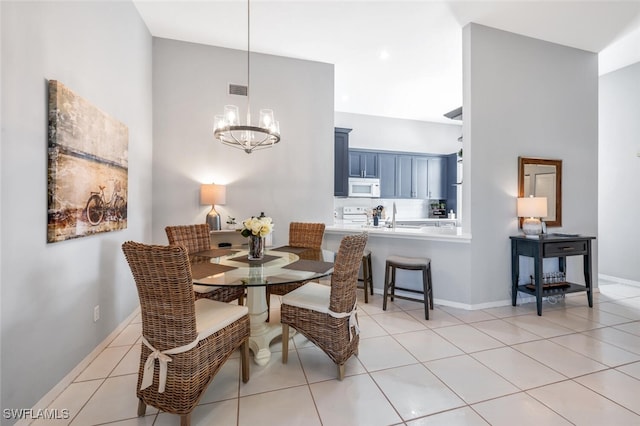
xmin=348 ymin=178 xmax=381 ymax=198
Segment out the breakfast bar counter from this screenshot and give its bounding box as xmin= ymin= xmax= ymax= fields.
xmin=324 ymin=224 xmax=472 ymax=308
xmin=326 ymin=223 xmax=472 ymax=243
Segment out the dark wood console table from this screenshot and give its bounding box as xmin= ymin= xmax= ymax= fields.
xmin=510 ymin=234 xmax=595 ymax=316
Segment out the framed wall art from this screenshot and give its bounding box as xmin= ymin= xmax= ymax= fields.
xmin=47 ymin=80 xmax=128 ymax=243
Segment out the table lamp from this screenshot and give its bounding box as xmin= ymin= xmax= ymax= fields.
xmin=517 ymin=196 xmax=547 ymax=236
xmin=200 ymin=184 xmax=226 ymax=231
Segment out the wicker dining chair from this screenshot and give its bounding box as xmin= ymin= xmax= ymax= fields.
xmin=266 ymin=222 xmax=326 ymax=321
xmin=281 ymin=233 xmax=368 ymax=380
xmin=165 ymin=224 xmax=245 ymax=305
xmin=121 ymin=241 xmax=250 ymax=426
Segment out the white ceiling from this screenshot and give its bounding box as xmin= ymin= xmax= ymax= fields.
xmin=133 ymin=0 xmax=640 ymax=124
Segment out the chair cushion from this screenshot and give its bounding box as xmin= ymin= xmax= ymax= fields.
xmin=281 ymin=282 xmax=330 ymax=313
xmin=193 ymin=284 xmax=220 ymax=294
xmin=387 ymin=255 xmax=430 ymax=266
xmin=194 ymin=299 xmax=248 ymax=340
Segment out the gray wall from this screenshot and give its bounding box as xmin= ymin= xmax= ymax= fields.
xmin=335 ymin=111 xmax=462 ymax=154
xmin=599 ymin=61 xmax=640 ymax=283
xmin=152 ymin=38 xmax=335 ymax=247
xmin=0 ymin=1 xmax=153 ymax=413
xmin=463 ymin=23 xmax=599 ymax=304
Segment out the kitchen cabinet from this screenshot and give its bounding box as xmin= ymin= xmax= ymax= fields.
xmin=349 ymin=150 xmax=378 ymax=178
xmin=378 ymin=153 xmax=397 ymax=198
xmin=427 ymin=156 xmax=447 ymax=199
xmin=393 ymin=155 xmax=446 ymax=199
xmin=396 ymin=155 xmax=413 ymax=198
xmin=412 ymin=157 xmax=430 ymax=198
xmin=446 ymin=153 xmax=458 ymax=214
xmin=342 ymin=147 xmax=452 ymax=200
xmin=334 ymin=128 xmax=351 ymax=197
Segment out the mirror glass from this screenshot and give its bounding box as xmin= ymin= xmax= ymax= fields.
xmin=518 ymin=157 xmax=562 ymax=227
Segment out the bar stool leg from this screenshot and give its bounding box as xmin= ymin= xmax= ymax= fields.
xmin=421 ymin=265 xmax=430 ymax=320
xmin=427 ymin=263 xmax=434 ymax=310
xmin=390 ymin=265 xmax=396 ymax=301
xmin=382 ymin=261 xmax=390 ymax=311
xmin=367 ymin=254 xmax=374 ymax=296
xmin=362 ymin=256 xmax=369 ymax=304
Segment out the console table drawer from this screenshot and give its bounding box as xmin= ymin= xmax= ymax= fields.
xmin=543 ymin=241 xmax=587 ymax=257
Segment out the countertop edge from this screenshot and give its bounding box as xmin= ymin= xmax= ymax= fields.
xmin=325 ymin=226 xmax=472 ymax=243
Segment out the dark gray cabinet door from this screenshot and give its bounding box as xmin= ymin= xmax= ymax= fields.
xmin=427 ymin=156 xmax=447 ymax=199
xmin=348 ymin=152 xmax=362 ymax=177
xmin=413 ymin=157 xmax=430 ymax=199
xmin=334 ymin=128 xmax=351 ymax=196
xmin=446 ymin=153 xmax=458 ymax=213
xmin=378 ymin=153 xmax=397 ymax=198
xmin=397 ymin=155 xmax=413 ymax=198
xmin=349 ymin=150 xmax=379 ymax=178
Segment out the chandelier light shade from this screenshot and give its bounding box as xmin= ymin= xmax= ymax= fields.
xmin=214 ymin=0 xmax=280 ymax=154
xmin=517 ymin=196 xmax=548 ymax=236
xmin=200 ymin=184 xmax=226 ymax=231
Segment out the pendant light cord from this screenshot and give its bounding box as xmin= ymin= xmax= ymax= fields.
xmin=247 ymin=0 xmax=251 ymax=117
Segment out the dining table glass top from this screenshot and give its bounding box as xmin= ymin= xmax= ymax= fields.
xmin=190 ymin=246 xmax=335 ymax=287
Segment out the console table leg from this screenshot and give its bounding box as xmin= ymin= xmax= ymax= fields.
xmin=534 ymin=257 xmax=543 ymax=316
xmin=511 ymin=248 xmax=518 ymax=306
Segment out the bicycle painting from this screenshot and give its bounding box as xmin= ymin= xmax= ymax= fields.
xmin=47 ymin=80 xmax=128 ymax=243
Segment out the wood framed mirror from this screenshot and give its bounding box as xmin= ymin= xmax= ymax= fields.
xmin=518 ymin=157 xmax=562 ymax=227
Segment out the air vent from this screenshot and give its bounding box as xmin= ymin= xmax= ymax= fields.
xmin=228 ymin=84 xmax=248 ymax=96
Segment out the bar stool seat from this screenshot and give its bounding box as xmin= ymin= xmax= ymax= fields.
xmin=357 ymin=250 xmax=374 ymax=303
xmin=383 ymin=255 xmax=433 ymax=319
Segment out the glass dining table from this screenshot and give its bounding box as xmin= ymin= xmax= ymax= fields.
xmin=190 ymin=246 xmax=335 ymax=366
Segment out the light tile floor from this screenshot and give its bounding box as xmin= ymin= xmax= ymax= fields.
xmin=34 ymin=281 xmax=640 ymax=425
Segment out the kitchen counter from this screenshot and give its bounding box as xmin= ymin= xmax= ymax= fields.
xmin=326 ymin=223 xmax=471 ymax=243
xmin=324 ymin=222 xmax=472 ymax=308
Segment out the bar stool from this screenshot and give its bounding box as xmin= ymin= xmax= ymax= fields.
xmin=357 ymin=250 xmax=374 ymax=303
xmin=383 ymin=255 xmax=433 ymax=319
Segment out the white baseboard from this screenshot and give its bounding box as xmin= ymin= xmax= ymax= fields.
xmin=373 ymin=287 xmax=600 ymax=311
xmin=599 ymin=274 xmax=640 ymax=288
xmin=16 ymin=307 xmax=140 ymax=426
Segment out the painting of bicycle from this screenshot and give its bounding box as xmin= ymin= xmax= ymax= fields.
xmin=47 ymin=80 xmax=128 ymax=243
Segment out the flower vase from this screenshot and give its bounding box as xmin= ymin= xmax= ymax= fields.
xmin=248 ymin=235 xmax=265 ymax=260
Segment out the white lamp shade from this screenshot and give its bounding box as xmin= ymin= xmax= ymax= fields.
xmin=200 ymin=184 xmax=226 ymax=205
xmin=517 ymin=196 xmax=547 ymax=218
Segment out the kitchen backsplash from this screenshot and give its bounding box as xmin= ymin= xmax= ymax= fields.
xmin=334 ymin=197 xmax=434 ymax=219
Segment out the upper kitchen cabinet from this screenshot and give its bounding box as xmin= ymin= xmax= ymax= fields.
xmin=427 ymin=156 xmax=447 ymax=200
xmin=349 ymin=150 xmax=378 ymax=178
xmin=378 ymin=153 xmax=397 ymax=198
xmin=334 ymin=128 xmax=351 ymax=197
xmin=378 ymin=153 xmax=447 ymax=199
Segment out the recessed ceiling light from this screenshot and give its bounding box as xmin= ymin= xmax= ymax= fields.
xmin=379 ymin=50 xmax=390 ymax=60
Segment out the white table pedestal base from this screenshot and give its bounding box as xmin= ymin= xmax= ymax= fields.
xmin=246 ymin=285 xmax=293 ymax=366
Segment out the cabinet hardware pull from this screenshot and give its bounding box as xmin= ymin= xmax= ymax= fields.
xmin=561 ymin=247 xmax=574 ymax=251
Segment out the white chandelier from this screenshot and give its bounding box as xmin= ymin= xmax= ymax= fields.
xmin=214 ymin=0 xmax=280 ymax=154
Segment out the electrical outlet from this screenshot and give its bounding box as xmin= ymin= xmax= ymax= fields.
xmin=94 ymin=305 xmax=100 ymax=322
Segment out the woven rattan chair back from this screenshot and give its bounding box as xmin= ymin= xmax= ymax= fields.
xmin=288 ymin=222 xmax=325 ymax=249
xmin=122 ymin=241 xmax=198 ymax=350
xmin=122 ymin=241 xmax=250 ymax=426
xmin=329 ymin=233 xmax=369 ymax=313
xmin=165 ymin=224 xmax=245 ymax=305
xmin=165 ymin=224 xmax=210 ymax=254
xmin=280 ymin=233 xmax=368 ymax=380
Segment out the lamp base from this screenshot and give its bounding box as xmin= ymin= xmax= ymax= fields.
xmin=206 ymin=206 xmax=221 ymax=231
xmin=522 ymin=217 xmax=542 ymax=236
